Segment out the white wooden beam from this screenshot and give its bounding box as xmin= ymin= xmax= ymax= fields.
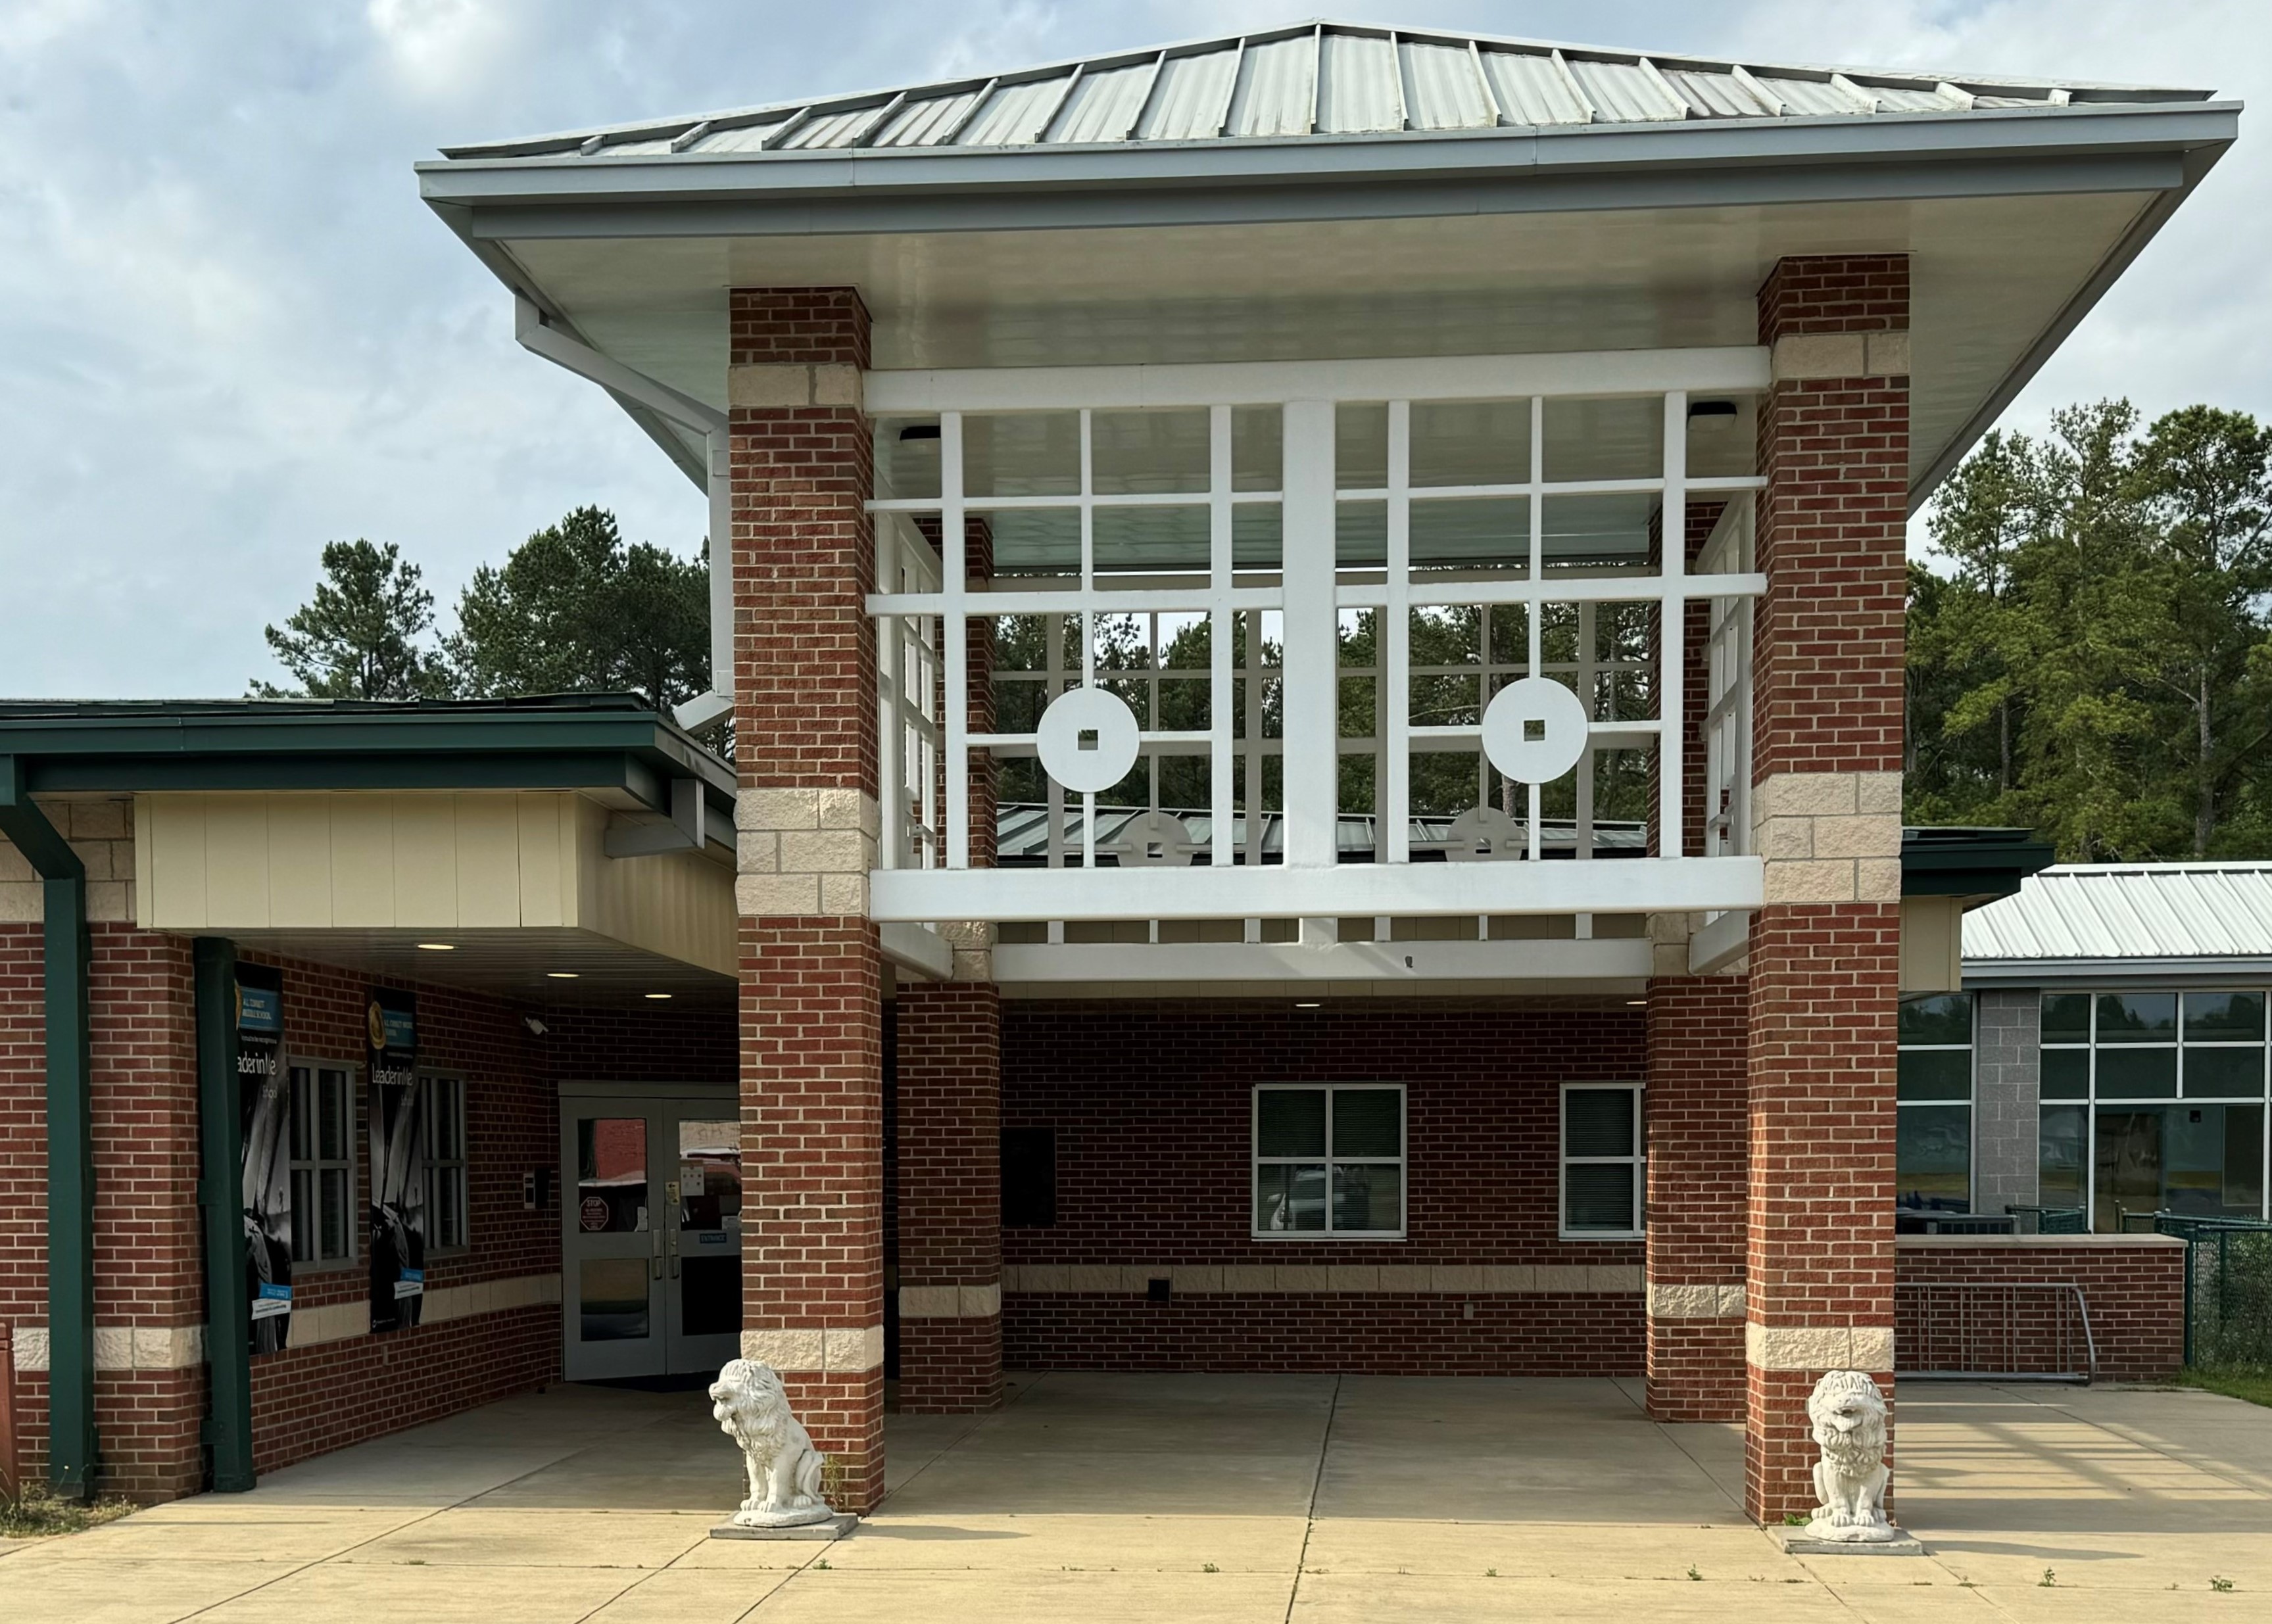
xmin=865 ymin=348 xmax=1770 ymax=414
xmin=995 ymin=936 xmax=1653 ymax=984
xmin=869 ymin=855 xmax=1764 ymax=922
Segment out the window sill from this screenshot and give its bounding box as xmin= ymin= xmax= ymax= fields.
xmin=1558 ymin=1231 xmax=1643 ymax=1243
xmin=1248 ymin=1231 xmax=1407 ymax=1243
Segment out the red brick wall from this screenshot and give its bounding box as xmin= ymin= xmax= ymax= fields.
xmin=1897 ymin=1238 xmax=2185 ymax=1383
xmin=1 ymin=918 xmax=732 ymax=1496
xmin=233 ymin=951 xmax=562 ymax=1477
xmin=1003 ymin=1295 xmax=1641 ymax=1375
xmin=732 ymin=286 xmax=889 ymax=1513
xmin=0 ymin=922 xmax=204 ymax=1498
xmin=729 ymin=288 xmax=876 ymax=792
xmin=895 ymin=982 xmax=1003 ymax=1412
xmin=1751 ymin=259 xmax=1909 ymax=782
xmin=999 ymin=999 xmax=1647 ymax=1375
xmin=1745 ymin=252 xmax=1910 ymax=1523
xmin=1645 ymin=976 xmax=1749 ymax=1421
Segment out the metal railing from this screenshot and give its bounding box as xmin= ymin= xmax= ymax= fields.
xmin=1895 ymin=1281 xmax=2098 ymax=1383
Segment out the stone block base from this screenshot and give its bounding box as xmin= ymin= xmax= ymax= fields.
xmin=1781 ymin=1531 xmax=1924 ymax=1557
xmin=712 ymin=1514 xmax=861 ymax=1541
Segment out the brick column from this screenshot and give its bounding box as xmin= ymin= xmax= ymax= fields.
xmin=1645 ymin=974 xmax=1749 ymax=1421
xmin=1745 ymin=256 xmax=1910 ymax=1524
xmin=893 ymin=980 xmax=1003 ymax=1411
xmin=729 ymin=288 xmax=888 ymax=1513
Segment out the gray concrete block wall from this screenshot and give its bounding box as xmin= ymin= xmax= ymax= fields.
xmin=1973 ymin=988 xmax=2040 ymax=1214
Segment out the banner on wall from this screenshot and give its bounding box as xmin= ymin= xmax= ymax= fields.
xmin=237 ymin=963 xmax=292 ymax=1354
xmin=366 ymin=988 xmax=426 ymax=1333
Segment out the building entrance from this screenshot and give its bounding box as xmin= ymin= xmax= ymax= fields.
xmin=559 ymin=1084 xmax=741 ymax=1380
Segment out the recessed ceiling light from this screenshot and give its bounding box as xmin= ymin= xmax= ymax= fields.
xmin=546 ymin=972 xmax=579 ymax=980
xmin=1294 ymin=1001 xmax=1321 ymax=1009
xmin=416 ymin=942 xmax=454 ymax=951
xmin=1626 ymin=999 xmax=1647 ymax=1006
xmin=644 ymin=992 xmax=673 ymax=1001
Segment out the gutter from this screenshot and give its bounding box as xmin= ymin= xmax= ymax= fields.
xmin=0 ymin=759 xmax=95 ymax=1496
xmin=510 ymin=300 xmax=737 ymax=738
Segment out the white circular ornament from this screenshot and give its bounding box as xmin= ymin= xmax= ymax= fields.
xmin=1035 ymin=685 xmax=1141 ymax=794
xmin=1105 ymin=809 xmax=1200 ymax=867
xmin=1479 ymin=677 xmax=1589 ymax=784
xmin=1444 ymin=805 xmax=1525 ymax=862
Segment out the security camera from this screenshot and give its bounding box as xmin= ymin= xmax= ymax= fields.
xmin=523 ymin=1016 xmax=549 ymax=1037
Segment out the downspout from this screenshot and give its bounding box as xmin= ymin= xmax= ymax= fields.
xmin=512 ymin=298 xmax=736 ymax=734
xmin=0 ymin=758 xmax=95 ymax=1496
xmin=193 ymin=938 xmax=254 ymax=1491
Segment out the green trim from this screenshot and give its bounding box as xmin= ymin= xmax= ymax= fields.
xmin=0 ymin=697 xmax=733 ymax=815
xmin=1901 ymin=825 xmax=2056 ymax=901
xmin=0 ymin=759 xmax=96 ymax=1496
xmin=194 ymin=938 xmax=256 ymax=1493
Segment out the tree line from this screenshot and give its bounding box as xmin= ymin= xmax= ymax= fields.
xmin=254 ymin=506 xmax=710 ymax=713
xmin=1909 ymin=400 xmax=2272 ymax=859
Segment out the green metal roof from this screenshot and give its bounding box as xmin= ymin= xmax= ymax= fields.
xmin=1901 ymin=824 xmax=2055 ymax=902
xmin=0 ymin=694 xmax=734 ymax=815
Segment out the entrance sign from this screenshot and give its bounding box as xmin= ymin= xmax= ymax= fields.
xmin=366 ymin=988 xmax=425 ymax=1331
xmin=237 ymin=963 xmax=292 ymax=1353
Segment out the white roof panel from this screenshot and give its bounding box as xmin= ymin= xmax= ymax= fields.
xmin=1966 ymin=863 xmax=2272 ymax=964
xmin=1317 ymin=30 xmax=1403 ymax=133
xmin=438 ymin=19 xmax=2217 ymax=163
xmin=1136 ymin=46 xmax=1239 ymax=141
xmin=1478 ymin=49 xmax=1589 ymax=126
xmin=1222 ymin=33 xmax=1312 ymax=137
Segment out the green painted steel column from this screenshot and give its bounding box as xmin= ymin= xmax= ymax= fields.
xmin=194 ymin=937 xmax=255 ymax=1491
xmin=0 ymin=758 xmax=97 ymax=1496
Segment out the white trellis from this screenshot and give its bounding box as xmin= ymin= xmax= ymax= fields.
xmin=863 ymin=349 xmax=1770 ymax=923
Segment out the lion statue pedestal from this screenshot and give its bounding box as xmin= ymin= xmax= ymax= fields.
xmin=707 ymin=1358 xmax=854 ymax=1539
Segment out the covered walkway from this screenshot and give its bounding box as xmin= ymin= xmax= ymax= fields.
xmin=7 ymin=1375 xmax=2270 ymax=1621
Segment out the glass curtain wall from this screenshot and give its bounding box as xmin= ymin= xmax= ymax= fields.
xmin=2039 ymin=991 xmax=2271 ymax=1231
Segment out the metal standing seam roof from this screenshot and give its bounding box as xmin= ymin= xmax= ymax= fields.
xmin=435 ymin=18 xmax=2213 ymax=163
xmin=1964 ymin=863 xmax=2272 ymax=963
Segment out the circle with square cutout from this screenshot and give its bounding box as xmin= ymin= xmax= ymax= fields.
xmin=1036 ymin=685 xmax=1141 ymax=794
xmin=1480 ymin=677 xmax=1589 ymax=784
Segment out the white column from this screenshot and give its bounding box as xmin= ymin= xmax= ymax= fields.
xmin=1280 ymin=398 xmax=1338 ymax=873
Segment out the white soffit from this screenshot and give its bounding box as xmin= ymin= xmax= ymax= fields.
xmin=1966 ymin=863 xmax=2272 ymax=965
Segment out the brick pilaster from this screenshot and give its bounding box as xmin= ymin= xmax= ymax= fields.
xmin=729 ymin=287 xmax=888 ymax=1513
xmin=1744 ymin=254 xmax=1909 ymax=1525
xmin=1645 ymin=974 xmax=1748 ymax=1421
xmin=893 ymin=981 xmax=1003 ymax=1412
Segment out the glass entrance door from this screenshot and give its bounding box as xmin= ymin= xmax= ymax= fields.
xmin=562 ymin=1095 xmax=741 ymax=1381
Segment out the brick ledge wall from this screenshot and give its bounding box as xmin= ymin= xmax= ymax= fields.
xmin=1895 ymin=1234 xmax=2185 ymax=1382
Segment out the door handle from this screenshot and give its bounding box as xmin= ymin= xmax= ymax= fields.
xmin=667 ymin=1229 xmax=680 ymax=1279
xmin=652 ymin=1224 xmax=663 ymax=1280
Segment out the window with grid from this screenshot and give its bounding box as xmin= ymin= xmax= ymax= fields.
xmin=1252 ymin=1084 xmax=1405 ymax=1239
xmin=422 ymin=1073 xmax=470 ymax=1254
xmin=1898 ymin=993 xmax=1973 ymax=1214
xmin=287 ymin=1062 xmax=356 ymax=1266
xmin=2039 ymin=991 xmax=2267 ymax=1231
xmin=1560 ymin=1083 xmax=1643 ymax=1237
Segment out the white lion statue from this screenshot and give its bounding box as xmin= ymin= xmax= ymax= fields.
xmin=710 ymin=1358 xmax=833 ymax=1528
xmin=1805 ymin=1369 xmax=1895 ymax=1542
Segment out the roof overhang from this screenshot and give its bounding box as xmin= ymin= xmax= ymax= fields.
xmin=0 ymin=698 xmax=734 ymax=818
xmin=1964 ymin=955 xmax=2272 ymax=988
xmin=1902 ymin=824 xmax=2056 ymax=908
xmin=420 ymin=99 xmax=2237 ymax=510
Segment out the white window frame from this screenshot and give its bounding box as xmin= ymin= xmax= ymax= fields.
xmin=287 ymin=1058 xmax=358 ymax=1270
xmin=1251 ymin=1082 xmax=1407 ymax=1241
xmin=1559 ymin=1082 xmax=1645 ymax=1240
xmin=420 ymin=1071 xmax=471 ymax=1256
xmin=863 ymin=348 xmax=1772 ymax=928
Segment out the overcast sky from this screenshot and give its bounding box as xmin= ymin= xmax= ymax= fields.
xmin=2 ymin=1 xmax=2264 ymax=698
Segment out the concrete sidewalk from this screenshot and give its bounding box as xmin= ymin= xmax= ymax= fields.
xmin=5 ymin=1375 xmax=2267 ymax=1621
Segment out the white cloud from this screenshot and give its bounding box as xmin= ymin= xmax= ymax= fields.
xmin=0 ymin=1 xmax=2260 ymax=695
